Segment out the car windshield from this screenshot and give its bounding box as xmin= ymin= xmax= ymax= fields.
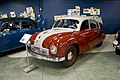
xmin=53 ymin=19 xmax=79 ymax=29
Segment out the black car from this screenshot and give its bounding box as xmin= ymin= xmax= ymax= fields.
xmin=113 ymin=30 xmax=120 ymax=55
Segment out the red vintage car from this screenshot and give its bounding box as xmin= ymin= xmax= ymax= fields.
xmin=27 ymin=15 xmax=106 ymax=67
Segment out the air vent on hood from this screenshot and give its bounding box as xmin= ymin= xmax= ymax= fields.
xmin=54 ymin=28 xmax=59 ymax=30
xmin=43 ymin=31 xmax=48 ymax=34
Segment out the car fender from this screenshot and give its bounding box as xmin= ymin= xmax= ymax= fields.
xmin=46 ymin=33 xmax=79 ymax=57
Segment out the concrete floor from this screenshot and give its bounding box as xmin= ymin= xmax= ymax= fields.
xmin=0 ymin=35 xmax=120 ymax=80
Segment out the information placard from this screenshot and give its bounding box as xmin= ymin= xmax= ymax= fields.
xmin=19 ymin=33 xmax=32 ymax=44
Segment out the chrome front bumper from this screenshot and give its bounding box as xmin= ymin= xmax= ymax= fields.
xmin=27 ymin=46 xmax=65 ymax=62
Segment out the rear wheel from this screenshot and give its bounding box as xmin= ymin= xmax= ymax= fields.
xmin=95 ymin=41 xmax=103 ymax=47
xmin=115 ymin=49 xmax=120 ymax=56
xmin=62 ymin=45 xmax=77 ymax=67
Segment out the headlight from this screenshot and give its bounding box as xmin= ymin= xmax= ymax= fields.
xmin=113 ymin=40 xmax=118 ymax=45
xmin=50 ymin=45 xmax=57 ymax=54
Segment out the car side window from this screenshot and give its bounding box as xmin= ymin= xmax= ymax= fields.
xmin=80 ymin=20 xmax=89 ymax=30
xmin=90 ymin=20 xmax=98 ymax=29
xmin=64 ymin=19 xmax=78 ymax=29
xmin=1 ymin=22 xmax=18 ymax=32
xmin=13 ymin=22 xmax=21 ymax=29
xmin=21 ymin=21 xmax=33 ymax=29
xmin=1 ymin=22 xmax=9 ymax=32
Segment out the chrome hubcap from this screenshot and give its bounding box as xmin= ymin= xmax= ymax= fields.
xmin=67 ymin=51 xmax=73 ymax=60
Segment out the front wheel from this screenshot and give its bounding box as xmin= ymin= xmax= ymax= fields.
xmin=62 ymin=45 xmax=77 ymax=67
xmin=115 ymin=49 xmax=120 ymax=56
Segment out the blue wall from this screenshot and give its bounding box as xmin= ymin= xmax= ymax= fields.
xmin=0 ymin=0 xmax=120 ymax=33
xmin=42 ymin=0 xmax=120 ymax=34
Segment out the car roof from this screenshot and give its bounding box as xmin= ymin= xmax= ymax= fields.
xmin=59 ymin=15 xmax=103 ymax=24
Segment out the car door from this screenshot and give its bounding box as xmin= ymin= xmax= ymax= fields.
xmin=2 ymin=20 xmax=34 ymax=50
xmin=76 ymin=20 xmax=92 ymax=53
xmin=20 ymin=20 xmax=36 ymax=34
xmin=11 ymin=20 xmax=36 ymax=48
xmin=2 ymin=21 xmax=23 ymax=50
xmin=0 ymin=22 xmax=12 ymax=52
xmin=89 ymin=19 xmax=103 ymax=47
xmin=8 ymin=20 xmax=40 ymax=49
xmin=0 ymin=32 xmax=10 ymax=52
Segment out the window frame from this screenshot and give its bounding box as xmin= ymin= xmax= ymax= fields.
xmin=21 ymin=20 xmax=34 ymax=29
xmin=80 ymin=20 xmax=90 ymax=31
xmin=89 ymin=19 xmax=99 ymax=30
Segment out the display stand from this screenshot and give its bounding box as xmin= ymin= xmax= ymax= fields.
xmin=20 ymin=45 xmax=37 ymax=73
xmin=19 ymin=33 xmax=37 ymax=73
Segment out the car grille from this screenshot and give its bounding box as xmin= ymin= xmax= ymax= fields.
xmin=30 ymin=46 xmax=49 ymax=56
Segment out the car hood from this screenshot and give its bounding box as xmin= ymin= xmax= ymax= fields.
xmin=33 ymin=28 xmax=74 ymax=48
